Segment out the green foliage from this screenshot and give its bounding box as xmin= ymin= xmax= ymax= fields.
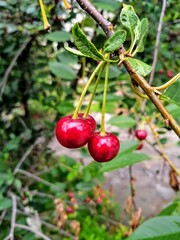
xmin=72 ymin=23 xmax=105 ymax=61
xmin=161 ymin=79 xmax=180 ymax=106
xmin=120 ymin=4 xmax=139 ymax=37
xmin=104 ymin=30 xmax=127 ymax=53
xmin=49 ymin=61 xmax=77 ymax=80
xmin=46 ymin=31 xmax=71 ymax=42
xmin=108 ymin=116 xmax=136 ymax=129
xmin=1 ymin=0 xmax=180 ymax=239
xmin=126 ymin=58 xmax=152 ymax=76
xmin=127 ymin=216 xmax=180 ymax=240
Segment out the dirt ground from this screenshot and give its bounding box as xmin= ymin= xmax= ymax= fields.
xmin=49 ymin=120 xmax=180 ymax=218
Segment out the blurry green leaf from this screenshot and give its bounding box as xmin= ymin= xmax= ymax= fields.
xmin=127 ymin=57 xmax=152 ymax=76
xmin=94 ymin=93 xmax=119 ymax=102
xmin=76 ymin=182 xmax=94 ymax=191
xmin=135 ymin=18 xmax=149 ymax=53
xmin=49 ymin=62 xmax=76 ymax=80
xmin=166 ymin=104 xmax=180 ymax=119
xmin=0 ymin=1 xmax=8 ymax=7
xmin=120 ymin=140 xmax=139 ymax=154
xmin=108 ymin=116 xmax=136 ymax=128
xmin=0 ymin=197 xmax=12 ymax=210
xmin=158 ymin=202 xmax=179 ymax=216
xmin=56 ymin=101 xmax=74 ymax=114
xmin=102 ymin=66 xmax=121 ymax=79
xmin=120 ymin=4 xmax=139 ymax=35
xmin=46 ymin=31 xmax=71 ymax=42
xmin=4 ymin=137 xmax=20 ymax=152
xmin=104 ymin=30 xmax=127 ymax=52
xmin=100 ymin=152 xmax=149 ymax=172
xmin=161 ymin=80 xmax=180 ymax=106
xmin=93 ymin=0 xmax=119 ymax=11
xmin=57 ymin=51 xmax=78 ymax=65
xmin=127 ymin=216 xmax=180 ymax=240
xmin=14 ymin=179 xmax=22 ymax=191
xmin=72 ymin=23 xmax=105 ymax=61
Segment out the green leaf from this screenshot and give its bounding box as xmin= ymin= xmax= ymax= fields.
xmin=166 ymin=104 xmax=180 ymax=119
xmin=64 ymin=46 xmax=87 ymax=58
xmin=134 ymin=20 xmax=141 ymax=42
xmin=136 ymin=18 xmax=149 ymax=53
xmin=104 ymin=30 xmax=127 ymax=52
xmin=100 ymin=152 xmax=149 ymax=172
xmin=120 ymin=4 xmax=139 ymax=35
xmin=57 ymin=50 xmax=78 ymax=65
xmin=127 ymin=216 xmax=180 ymax=240
xmin=108 ymin=116 xmax=136 ymax=129
xmin=0 ymin=197 xmax=12 ymax=210
xmin=46 ymin=31 xmax=71 ymax=42
xmin=158 ymin=202 xmax=179 ymax=216
xmin=127 ymin=57 xmax=152 ymax=76
xmin=120 ymin=140 xmax=139 ymax=155
xmin=72 ymin=23 xmax=105 ymax=61
xmin=94 ymin=93 xmax=120 ymax=102
xmin=49 ymin=62 xmax=76 ymax=80
xmin=161 ymin=79 xmax=180 ymax=107
xmin=93 ymin=0 xmax=119 ymax=11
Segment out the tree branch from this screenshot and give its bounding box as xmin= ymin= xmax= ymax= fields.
xmin=13 ymin=139 xmax=40 ymax=175
xmin=4 ymin=192 xmax=17 ymax=240
xmin=149 ymin=0 xmax=167 ymax=85
xmin=76 ymin=0 xmax=180 ymax=138
xmin=0 ymin=38 xmax=31 ymax=99
xmin=15 ymin=224 xmax=51 ymax=240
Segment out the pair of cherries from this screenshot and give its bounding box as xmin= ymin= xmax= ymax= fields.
xmin=55 ymin=114 xmax=120 ymax=162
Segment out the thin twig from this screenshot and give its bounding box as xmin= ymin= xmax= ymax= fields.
xmin=17 ymin=169 xmax=63 ymax=191
xmin=41 ymin=220 xmax=77 ymax=239
xmin=0 ymin=210 xmax=7 ymax=226
xmin=76 ymin=0 xmax=180 ymax=138
xmin=128 ymin=166 xmax=137 ymax=211
xmin=4 ymin=192 xmax=17 ymax=240
xmin=13 ymin=139 xmax=40 ymax=175
xmin=0 ymin=38 xmax=31 ymax=99
xmin=17 ymin=210 xmax=77 ymax=239
xmin=147 ymin=121 xmax=180 ymax=176
xmin=149 ymin=0 xmax=167 ymax=85
xmin=15 ymin=224 xmax=51 ymax=240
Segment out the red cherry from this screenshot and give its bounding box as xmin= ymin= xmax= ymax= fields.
xmin=78 ymin=113 xmax=96 ymax=133
xmin=67 ymin=191 xmax=74 ymax=198
xmin=88 ymin=132 xmax=120 ymax=162
xmin=136 ymin=142 xmax=143 ymax=150
xmin=66 ymin=207 xmax=74 ymax=214
xmin=135 ymin=130 xmax=147 ymax=140
xmin=96 ymin=198 xmax=102 ymax=204
xmin=85 ymin=197 xmax=91 ymax=203
xmin=159 ymin=69 xmax=165 ymax=74
xmin=167 ymin=70 xmax=173 ymax=78
xmin=56 ymin=115 xmax=92 ymax=148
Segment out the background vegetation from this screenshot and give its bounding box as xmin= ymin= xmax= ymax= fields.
xmin=0 ymin=0 xmax=180 ymax=239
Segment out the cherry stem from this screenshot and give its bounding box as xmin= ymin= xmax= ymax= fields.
xmin=38 ymin=0 xmax=51 ymax=29
xmin=73 ymin=61 xmax=105 ymax=119
xmin=100 ymin=59 xmax=110 ymax=136
xmin=84 ymin=63 xmax=105 ymax=118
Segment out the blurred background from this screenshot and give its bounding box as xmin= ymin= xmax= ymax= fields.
xmin=0 ymin=0 xmax=180 ymax=239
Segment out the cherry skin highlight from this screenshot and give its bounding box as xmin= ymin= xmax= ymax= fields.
xmin=56 ymin=115 xmax=92 ymax=148
xmin=78 ymin=113 xmax=96 ymax=133
xmin=88 ymin=132 xmax=120 ymax=162
xmin=135 ymin=130 xmax=147 ymax=140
